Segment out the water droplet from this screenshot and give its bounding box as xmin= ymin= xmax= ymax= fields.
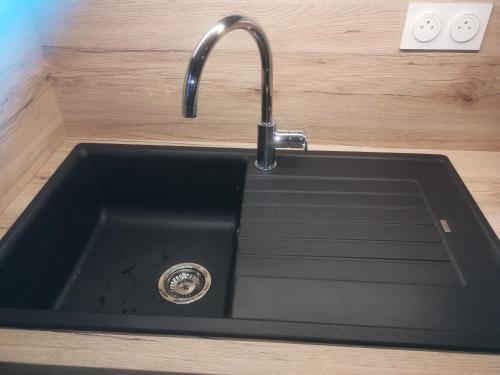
xmin=121 ymin=265 xmax=136 ymax=275
xmin=98 ymin=296 xmax=106 ymax=307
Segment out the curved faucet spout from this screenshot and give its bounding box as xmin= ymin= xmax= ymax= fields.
xmin=182 ymin=15 xmax=273 ymax=124
xmin=182 ymin=15 xmax=307 ymax=170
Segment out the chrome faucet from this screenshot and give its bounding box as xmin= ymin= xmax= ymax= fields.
xmin=182 ymin=15 xmax=308 ymax=170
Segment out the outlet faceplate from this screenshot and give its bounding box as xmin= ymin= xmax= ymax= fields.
xmin=400 ymin=3 xmax=493 ymax=51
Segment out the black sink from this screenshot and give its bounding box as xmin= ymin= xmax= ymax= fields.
xmin=0 ymin=145 xmax=247 ymax=318
xmin=0 ymin=144 xmax=499 ymax=352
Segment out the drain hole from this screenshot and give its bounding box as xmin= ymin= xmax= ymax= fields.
xmin=158 ymin=263 xmax=211 ymax=304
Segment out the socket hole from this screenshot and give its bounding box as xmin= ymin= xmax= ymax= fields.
xmin=464 ymin=21 xmax=468 ymax=24
xmin=426 ymin=20 xmax=430 ymax=24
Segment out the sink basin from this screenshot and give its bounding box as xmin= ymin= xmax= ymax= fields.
xmin=0 ymin=143 xmax=499 ymax=352
xmin=0 ymin=145 xmax=247 ymax=317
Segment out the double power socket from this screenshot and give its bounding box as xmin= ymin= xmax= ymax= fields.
xmin=400 ymin=3 xmax=493 ymax=51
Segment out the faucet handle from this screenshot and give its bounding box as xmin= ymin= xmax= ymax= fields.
xmin=256 ymin=123 xmax=308 ymax=171
xmin=273 ymin=130 xmax=308 ymax=151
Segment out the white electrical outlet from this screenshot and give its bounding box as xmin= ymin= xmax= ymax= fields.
xmin=413 ymin=13 xmax=442 ymax=42
xmin=400 ymin=3 xmax=493 ymax=51
xmin=450 ymin=14 xmax=480 ymax=42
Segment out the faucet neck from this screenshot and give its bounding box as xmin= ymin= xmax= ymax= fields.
xmin=182 ymin=15 xmax=273 ymax=124
xmin=182 ymin=15 xmax=307 ymax=171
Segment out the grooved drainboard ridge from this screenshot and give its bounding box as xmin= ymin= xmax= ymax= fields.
xmin=245 ymin=175 xmax=422 ymax=196
xmin=244 ymin=189 xmax=422 ymax=197
xmin=240 ymin=218 xmax=436 ymax=227
xmin=241 ymin=205 xmax=434 ymax=226
xmin=238 ymin=222 xmax=442 ymax=243
xmin=237 ymin=253 xmax=451 ymax=264
xmin=234 ymin=274 xmax=461 ymax=288
xmin=237 ymin=237 xmax=450 ymax=262
xmin=243 ymin=192 xmax=427 ymax=209
xmin=245 ymin=174 xmax=419 ymax=183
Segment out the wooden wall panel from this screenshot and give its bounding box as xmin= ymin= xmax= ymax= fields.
xmin=33 ymin=0 xmax=500 ymax=53
xmin=34 ymin=0 xmax=500 ymax=150
xmin=0 ymin=5 xmax=64 ymax=214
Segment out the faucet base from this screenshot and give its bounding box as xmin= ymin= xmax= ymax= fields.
xmin=255 ymin=159 xmax=277 ymax=171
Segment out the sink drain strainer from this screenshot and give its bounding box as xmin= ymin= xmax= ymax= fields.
xmin=158 ymin=263 xmax=211 ymax=304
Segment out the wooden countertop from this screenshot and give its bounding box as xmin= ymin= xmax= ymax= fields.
xmin=0 ymin=138 xmax=499 ymax=374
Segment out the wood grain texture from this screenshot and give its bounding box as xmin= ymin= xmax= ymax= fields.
xmin=32 ymin=0 xmax=500 ymax=54
xmin=0 ymin=4 xmax=64 ymax=214
xmin=0 ymin=328 xmax=499 ymax=374
xmin=32 ymin=0 xmax=500 ymax=151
